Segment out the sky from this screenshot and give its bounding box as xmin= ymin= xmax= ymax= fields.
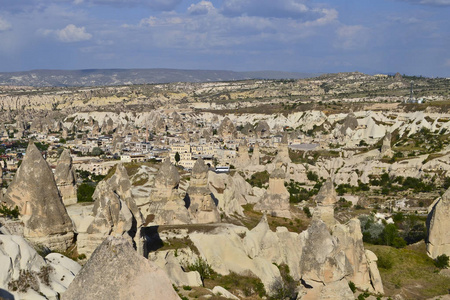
xmin=0 ymin=0 xmax=449 ymax=77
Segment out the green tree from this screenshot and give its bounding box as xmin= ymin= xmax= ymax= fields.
xmin=91 ymin=147 xmax=103 ymax=156
xmin=175 ymin=152 xmax=180 ymax=164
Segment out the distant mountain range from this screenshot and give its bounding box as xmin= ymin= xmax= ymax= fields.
xmin=0 ymin=69 xmax=319 ymax=87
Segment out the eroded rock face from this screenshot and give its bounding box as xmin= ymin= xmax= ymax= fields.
xmin=254 ymin=167 xmax=291 ymax=218
xmin=144 ymin=160 xmax=191 ymax=225
xmin=0 ymin=234 xmax=80 ymax=299
xmin=340 ymin=112 xmax=358 ymax=136
xmin=251 ymin=143 xmax=261 ymax=166
xmin=107 ymin=164 xmax=143 ymax=227
xmin=63 ymin=236 xmax=180 ymax=300
xmin=218 ymin=117 xmax=237 ymax=139
xmin=54 ymin=149 xmax=78 ymax=206
xmin=3 ymin=142 xmax=74 ymax=250
xmin=234 ymin=140 xmax=251 ymax=169
xmin=274 ymin=133 xmax=291 ymax=165
xmin=186 ymin=159 xmax=220 ymax=223
xmin=313 ymin=178 xmax=338 ymax=228
xmin=380 ymin=132 xmax=393 ymax=158
xmin=77 ymin=164 xmax=143 ymax=257
xmin=427 ymin=188 xmax=450 ymax=258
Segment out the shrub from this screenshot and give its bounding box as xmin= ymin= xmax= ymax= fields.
xmin=77 ymin=183 xmax=96 ymax=202
xmin=349 ymin=281 xmax=356 ymax=293
xmin=377 ymin=253 xmax=393 ymax=270
xmin=270 ymin=264 xmax=297 ymax=300
xmin=303 ymin=207 xmax=312 ymax=218
xmin=8 ymin=270 xmax=39 ymax=292
xmin=246 ymin=170 xmax=270 ymax=188
xmin=187 ymin=257 xmax=214 ymax=286
xmin=434 ymin=254 xmax=449 ymax=269
xmin=307 ymin=171 xmax=319 ymax=182
xmin=182 ymin=285 xmax=192 ymax=290
xmin=0 ymin=204 xmax=20 ymax=219
xmin=38 ymin=266 xmax=52 ymax=286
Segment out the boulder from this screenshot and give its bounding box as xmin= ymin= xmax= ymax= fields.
xmin=62 ymin=236 xmax=180 ymax=300
xmin=212 ymin=286 xmax=239 ymax=299
xmin=3 ymin=142 xmax=74 ymax=250
xmin=54 ymin=149 xmax=78 ymax=206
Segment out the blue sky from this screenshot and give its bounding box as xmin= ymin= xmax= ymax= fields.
xmin=0 ymin=0 xmax=449 ymax=77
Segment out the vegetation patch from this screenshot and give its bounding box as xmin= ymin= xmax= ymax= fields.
xmin=366 ymin=242 xmax=450 ymax=298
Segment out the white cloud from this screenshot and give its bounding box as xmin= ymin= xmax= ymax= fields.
xmin=44 ymin=24 xmax=92 ymax=42
xmin=188 ymin=1 xmax=216 ymax=15
xmin=128 ymin=1 xmax=338 ymax=50
xmin=0 ymin=17 xmax=12 ymax=31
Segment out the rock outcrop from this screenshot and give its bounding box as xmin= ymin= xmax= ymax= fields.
xmin=427 ymin=188 xmax=450 ymax=258
xmin=297 ymin=218 xmax=383 ymax=299
xmin=208 ymin=171 xmax=258 ymax=217
xmin=54 ymin=149 xmax=78 ymax=206
xmin=218 ymin=117 xmax=237 ymax=139
xmin=3 ymin=142 xmax=74 ymax=250
xmin=254 ymin=167 xmax=291 ymax=218
xmin=77 ymin=164 xmax=143 ymax=257
xmin=186 ymin=159 xmax=220 ymax=223
xmin=251 ymin=143 xmax=261 ymax=166
xmin=0 ymin=234 xmax=80 ymax=299
xmin=150 ymin=250 xmax=203 ymax=287
xmin=63 ymin=236 xmax=180 ymax=300
xmin=234 ymin=139 xmax=251 ymax=169
xmin=146 ymin=159 xmax=191 ymax=225
xmin=274 ymin=133 xmax=291 ymax=165
xmin=380 ymin=131 xmax=394 ymax=158
xmin=313 ymin=178 xmax=338 ymax=228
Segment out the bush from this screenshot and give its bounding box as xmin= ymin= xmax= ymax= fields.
xmin=8 ymin=270 xmax=39 ymax=292
xmin=187 ymin=257 xmax=214 ymax=286
xmin=383 ymin=224 xmax=406 ymax=248
xmin=349 ymin=281 xmax=356 ymax=293
xmin=434 ymin=254 xmax=449 ymax=269
xmin=270 ymin=264 xmax=297 ymax=300
xmin=307 ymin=171 xmax=319 ymax=182
xmin=77 ymin=183 xmax=96 ymax=202
xmin=246 ymin=171 xmax=270 ymax=188
xmin=377 ymin=253 xmax=393 ymax=270
xmin=0 ymin=204 xmax=20 ymax=219
xmin=303 ymin=207 xmax=312 ymax=218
